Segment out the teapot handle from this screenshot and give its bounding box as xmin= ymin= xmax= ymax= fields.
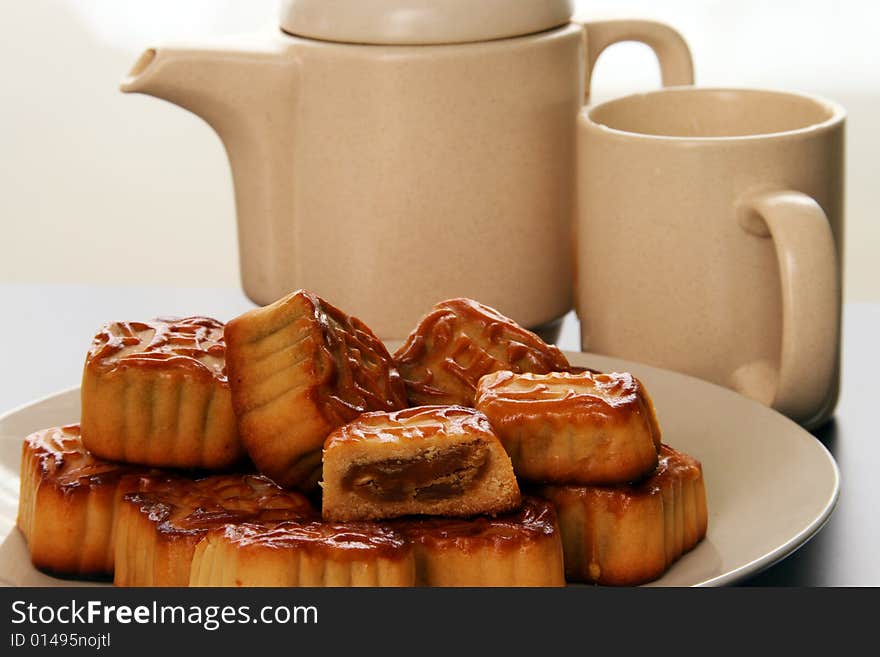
xmin=577 ymin=20 xmax=694 ymax=104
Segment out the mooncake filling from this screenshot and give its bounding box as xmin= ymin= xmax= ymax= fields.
xmin=342 ymin=442 xmax=490 ymax=502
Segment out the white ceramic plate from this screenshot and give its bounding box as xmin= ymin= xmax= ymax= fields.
xmin=0 ymin=352 xmax=839 ymax=587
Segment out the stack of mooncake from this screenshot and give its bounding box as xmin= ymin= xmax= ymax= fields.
xmin=475 ymin=370 xmax=708 ymax=585
xmin=18 ymin=292 xmax=706 ymax=586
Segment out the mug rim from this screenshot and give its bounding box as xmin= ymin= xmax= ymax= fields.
xmin=582 ymin=86 xmax=846 ymax=142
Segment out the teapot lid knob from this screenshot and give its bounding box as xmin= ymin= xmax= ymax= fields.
xmin=279 ymin=0 xmax=574 ymax=45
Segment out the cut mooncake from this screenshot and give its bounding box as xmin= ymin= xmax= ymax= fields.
xmin=321 ymin=406 xmax=521 ymax=522
xmin=80 ymin=316 xmax=244 ymax=470
xmin=393 ymin=298 xmax=570 ymax=407
xmin=390 ymin=496 xmax=565 ymax=586
xmin=18 ymin=425 xmax=151 ymax=577
xmin=113 ymin=473 xmax=317 ymax=586
xmin=475 ymin=370 xmax=661 ymax=484
xmin=224 ymin=290 xmax=407 ymax=490
xmin=190 ymin=520 xmax=415 ymax=587
xmin=536 ymin=445 xmax=708 ymax=585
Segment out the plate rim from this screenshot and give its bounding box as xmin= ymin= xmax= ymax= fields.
xmin=0 ymin=384 xmax=81 ymax=425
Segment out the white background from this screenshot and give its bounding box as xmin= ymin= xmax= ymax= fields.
xmin=1 ymin=0 xmax=877 ymax=300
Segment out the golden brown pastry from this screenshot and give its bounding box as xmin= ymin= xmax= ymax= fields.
xmin=224 ymin=290 xmax=407 ymax=490
xmin=475 ymin=370 xmax=661 ymax=484
xmin=321 ymin=406 xmax=520 ymax=522
xmin=80 ymin=316 xmax=244 ymax=470
xmin=536 ymin=445 xmax=708 ymax=585
xmin=190 ymin=520 xmax=415 ymax=587
xmin=114 ymin=473 xmax=317 ymax=586
xmin=390 ymin=497 xmax=565 ymax=586
xmin=17 ymin=425 xmax=151 ymax=577
xmin=393 ymin=298 xmax=570 ymax=407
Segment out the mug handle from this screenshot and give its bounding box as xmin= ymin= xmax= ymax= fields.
xmin=737 ymin=190 xmax=840 ymax=425
xmin=578 ymin=20 xmax=695 ymax=104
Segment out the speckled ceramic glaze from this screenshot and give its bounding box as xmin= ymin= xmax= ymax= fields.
xmin=121 ymin=1 xmax=693 ymax=338
xmin=576 ymin=88 xmax=845 ymax=428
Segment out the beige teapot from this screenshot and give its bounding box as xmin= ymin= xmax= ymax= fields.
xmin=122 ymin=0 xmax=693 ymax=339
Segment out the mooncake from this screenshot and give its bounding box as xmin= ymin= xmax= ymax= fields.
xmin=190 ymin=520 xmax=415 ymax=587
xmin=393 ymin=298 xmax=570 ymax=407
xmin=475 ymin=370 xmax=661 ymax=484
xmin=113 ymin=473 xmax=317 ymax=586
xmin=536 ymin=445 xmax=708 ymax=585
xmin=18 ymin=425 xmax=150 ymax=577
xmin=391 ymin=497 xmax=565 ymax=586
xmin=224 ymin=290 xmax=407 ymax=490
xmin=80 ymin=316 xmax=244 ymax=470
xmin=321 ymin=406 xmax=520 ymax=522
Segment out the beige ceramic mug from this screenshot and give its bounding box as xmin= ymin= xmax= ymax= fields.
xmin=122 ymin=0 xmax=694 ymax=339
xmin=576 ymin=88 xmax=844 ymax=429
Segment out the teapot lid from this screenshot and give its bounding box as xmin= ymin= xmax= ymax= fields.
xmin=279 ymin=0 xmax=574 ymax=45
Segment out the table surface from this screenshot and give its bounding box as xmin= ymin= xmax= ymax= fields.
xmin=1 ymin=284 xmax=877 ymax=586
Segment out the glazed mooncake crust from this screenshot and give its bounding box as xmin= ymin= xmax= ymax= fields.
xmin=321 ymin=406 xmax=521 ymax=522
xmin=393 ymin=298 xmax=570 ymax=407
xmin=18 ymin=425 xmax=151 ymax=577
xmin=390 ymin=496 xmax=565 ymax=586
xmin=475 ymin=370 xmax=661 ymax=485
xmin=113 ymin=473 xmax=317 ymax=586
xmin=191 ymin=499 xmax=564 ymax=587
xmin=190 ymin=520 xmax=415 ymax=587
xmin=80 ymin=316 xmax=244 ymax=470
xmin=536 ymin=445 xmax=708 ymax=585
xmin=224 ymin=290 xmax=407 ymax=490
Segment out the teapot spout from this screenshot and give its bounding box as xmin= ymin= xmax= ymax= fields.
xmin=120 ymin=39 xmax=294 ymax=132
xmin=120 ymin=48 xmax=160 ymax=93
xmin=120 ymin=38 xmax=300 ymax=303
